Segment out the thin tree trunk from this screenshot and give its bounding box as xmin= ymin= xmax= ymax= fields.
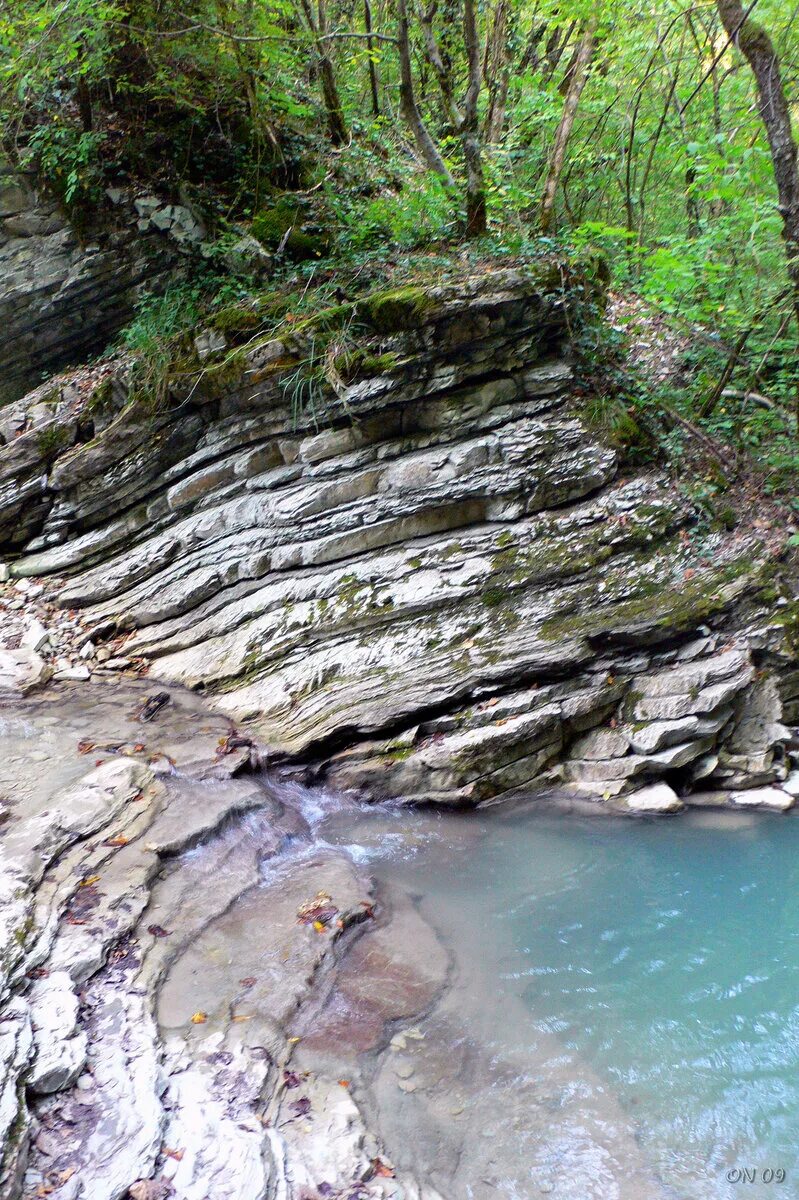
xmin=483 ymin=0 xmax=510 ymax=143
xmin=539 ymin=15 xmax=598 ymax=234
xmin=462 ymin=0 xmax=487 ymax=235
xmin=417 ymin=0 xmax=485 ymax=234
xmin=364 ymin=0 xmax=381 ymax=116
xmin=298 ymin=0 xmax=349 ymax=145
xmin=396 ymin=0 xmax=454 ymax=183
xmin=419 ymin=2 xmax=461 ymax=126
xmin=715 ymin=0 xmax=799 ymax=423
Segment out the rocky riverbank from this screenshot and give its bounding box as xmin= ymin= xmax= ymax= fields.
xmin=3 ymin=676 xmax=697 ymax=1200
xmin=0 ymin=678 xmax=464 ymax=1200
xmin=2 ymin=261 xmax=799 ymax=812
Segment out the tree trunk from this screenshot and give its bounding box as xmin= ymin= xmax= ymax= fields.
xmin=298 ymin=0 xmax=349 ymax=145
xmin=364 ymin=0 xmax=381 ymax=116
xmin=462 ymin=0 xmax=487 ymax=235
xmin=715 ymin=0 xmax=799 ymax=314
xmin=483 ymin=0 xmax=510 ymax=143
xmin=396 ymin=0 xmax=454 ymax=183
xmin=539 ymin=15 xmax=598 ymax=235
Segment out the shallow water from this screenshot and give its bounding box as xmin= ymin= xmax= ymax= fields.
xmin=322 ymin=801 xmax=799 ymax=1200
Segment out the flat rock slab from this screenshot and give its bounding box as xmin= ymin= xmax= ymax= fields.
xmin=621 ymin=782 xmax=684 ymax=814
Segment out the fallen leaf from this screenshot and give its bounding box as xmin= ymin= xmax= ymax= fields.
xmin=371 ymin=1158 xmax=395 ymax=1179
xmin=128 ymin=1179 xmax=172 ymax=1200
xmin=57 ymin=1169 xmax=76 ymax=1184
xmin=77 ymin=740 xmax=95 ymax=754
xmin=104 ymin=835 xmax=129 ymax=847
xmin=684 ymin=568 xmax=696 ymax=580
xmin=79 ymin=875 xmax=101 ymax=887
xmin=287 ymin=1035 xmax=301 ymax=1044
xmin=190 ymin=1011 xmax=207 ymax=1024
xmin=231 ymin=1014 xmax=252 ymax=1022
xmin=312 ymin=920 xmax=326 ymax=933
xmin=239 ymin=976 xmax=257 ymax=988
xmin=338 ymin=1079 xmax=350 ymax=1088
xmin=147 ymin=924 xmax=171 ymax=938
xmin=162 ymin=1147 xmax=184 ymax=1162
xmin=296 ymin=891 xmax=338 ymax=926
xmin=133 ymin=743 xmax=146 ymax=753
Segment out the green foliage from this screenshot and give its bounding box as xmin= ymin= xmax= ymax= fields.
xmin=22 ymin=124 xmax=105 ymax=209
xmin=4 ymin=0 xmax=799 ymax=510
xmin=121 ymin=284 xmax=205 ymax=356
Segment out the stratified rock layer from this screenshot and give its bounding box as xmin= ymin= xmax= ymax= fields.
xmin=1 ymin=265 xmax=795 ymax=804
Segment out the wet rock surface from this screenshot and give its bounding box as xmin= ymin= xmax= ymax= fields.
xmin=0 ymin=679 xmax=454 ymax=1200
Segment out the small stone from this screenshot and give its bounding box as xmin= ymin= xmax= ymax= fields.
xmin=0 ymin=563 xmax=9 ymax=582
xmin=194 ymin=328 xmax=227 ymax=362
xmin=397 ymin=1079 xmax=416 ymax=1093
xmin=76 ymin=1074 xmax=94 ymax=1090
xmin=21 ymin=618 xmax=49 ymax=652
xmin=624 ymin=783 xmax=683 ymax=814
xmin=781 ymin=770 xmax=799 ymax=796
xmin=54 ymin=664 xmax=90 ymax=681
xmin=80 ymin=640 xmax=96 ymax=660
xmin=96 ymin=646 xmax=112 ymax=662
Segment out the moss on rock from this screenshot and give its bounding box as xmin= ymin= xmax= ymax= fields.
xmin=358 ymin=286 xmax=433 ymax=333
xmin=251 ymin=198 xmax=331 ymax=262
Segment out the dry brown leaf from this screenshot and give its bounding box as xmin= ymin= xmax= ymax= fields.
xmin=371 ymin=1158 xmax=396 ymax=1178
xmin=128 ymin=1179 xmax=171 ymax=1200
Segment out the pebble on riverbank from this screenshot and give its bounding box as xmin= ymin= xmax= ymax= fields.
xmin=0 ymin=573 xmax=143 ymax=691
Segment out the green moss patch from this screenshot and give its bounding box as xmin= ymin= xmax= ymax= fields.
xmin=358 ymin=286 xmax=433 ymax=333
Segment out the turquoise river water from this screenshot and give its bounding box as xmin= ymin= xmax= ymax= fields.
xmin=322 ymin=800 xmax=799 ymax=1200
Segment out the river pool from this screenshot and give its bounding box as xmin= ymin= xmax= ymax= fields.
xmin=321 ymin=800 xmax=799 ymax=1199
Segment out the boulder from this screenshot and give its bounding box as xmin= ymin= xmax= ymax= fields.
xmin=623 ymin=783 xmax=684 ymax=814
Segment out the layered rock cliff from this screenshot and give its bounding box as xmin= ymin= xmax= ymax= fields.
xmin=0 ymin=163 xmax=200 ymax=406
xmin=1 ymin=263 xmax=796 ymax=811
